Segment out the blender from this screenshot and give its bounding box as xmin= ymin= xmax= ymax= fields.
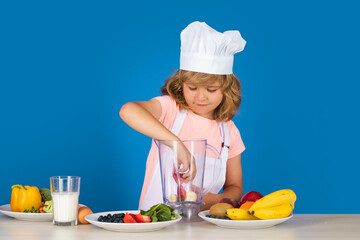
xmin=156 ymin=139 xmax=222 ymax=221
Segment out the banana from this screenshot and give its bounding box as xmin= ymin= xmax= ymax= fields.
xmin=250 ymin=202 xmax=293 ymax=220
xmin=226 ymin=208 xmax=259 ymax=220
xmin=249 ymin=189 xmax=296 ymax=211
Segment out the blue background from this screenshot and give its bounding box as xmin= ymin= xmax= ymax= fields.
xmin=1 ymin=0 xmax=359 ymax=214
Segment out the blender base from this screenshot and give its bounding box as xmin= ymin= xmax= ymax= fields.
xmin=167 ymin=202 xmax=203 ymax=222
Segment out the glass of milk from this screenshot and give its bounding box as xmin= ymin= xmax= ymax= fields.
xmin=50 ymin=176 xmax=81 ymax=226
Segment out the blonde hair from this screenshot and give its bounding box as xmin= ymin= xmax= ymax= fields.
xmin=161 ymin=70 xmax=241 ymax=121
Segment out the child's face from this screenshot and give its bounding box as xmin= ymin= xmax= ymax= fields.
xmin=182 ymin=80 xmax=223 ymax=120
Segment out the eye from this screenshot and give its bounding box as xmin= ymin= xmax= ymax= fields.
xmin=188 ymin=86 xmax=197 ymax=91
xmin=207 ymin=88 xmax=218 ymax=93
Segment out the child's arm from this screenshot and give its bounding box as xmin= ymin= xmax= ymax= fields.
xmin=201 ymin=154 xmax=243 ymax=210
xmin=119 ymin=99 xmax=196 ymax=180
xmin=120 ymin=99 xmax=179 ymax=141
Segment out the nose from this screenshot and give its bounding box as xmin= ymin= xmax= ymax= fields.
xmin=195 ymin=88 xmax=207 ymax=101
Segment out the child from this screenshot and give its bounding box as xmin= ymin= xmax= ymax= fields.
xmin=120 ymin=21 xmax=246 ymax=211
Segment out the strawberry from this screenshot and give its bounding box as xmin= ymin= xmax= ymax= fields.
xmin=173 ymin=173 xmax=187 ymax=200
xmin=123 ymin=213 xmax=137 ymax=223
xmin=134 ymin=213 xmax=151 ymax=223
xmin=179 ymin=185 xmax=186 ymax=200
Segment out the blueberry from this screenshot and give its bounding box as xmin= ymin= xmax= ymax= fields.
xmin=99 ymin=213 xmax=127 ymax=223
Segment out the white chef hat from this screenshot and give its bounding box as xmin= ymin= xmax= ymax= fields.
xmin=180 ymin=21 xmax=246 ymax=75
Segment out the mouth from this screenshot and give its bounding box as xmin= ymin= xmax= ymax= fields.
xmin=196 ymin=104 xmax=208 ymax=107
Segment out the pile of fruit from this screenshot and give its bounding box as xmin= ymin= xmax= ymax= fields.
xmin=98 ymin=213 xmax=151 ymax=223
xmin=97 ymin=203 xmax=178 ymax=224
xmin=208 ymin=189 xmax=296 ymax=220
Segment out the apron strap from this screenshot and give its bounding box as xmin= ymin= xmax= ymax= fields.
xmin=207 ymin=122 xmax=230 ymax=193
xmin=220 ymin=122 xmax=230 ymax=168
xmin=171 ymin=109 xmax=187 ymax=135
xmin=220 ymin=122 xmax=230 ymax=149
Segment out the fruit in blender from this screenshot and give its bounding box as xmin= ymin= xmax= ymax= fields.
xmin=169 ymin=194 xmax=178 ymax=202
xmin=184 ymin=191 xmax=197 ymax=201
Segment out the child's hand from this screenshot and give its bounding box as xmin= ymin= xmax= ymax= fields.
xmin=175 ymin=142 xmax=197 ymax=182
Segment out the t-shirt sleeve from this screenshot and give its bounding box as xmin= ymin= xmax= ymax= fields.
xmin=152 ymin=95 xmax=179 ymax=129
xmin=227 ymin=121 xmax=245 ymax=159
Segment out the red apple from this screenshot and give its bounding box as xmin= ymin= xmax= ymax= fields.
xmin=240 ymin=191 xmax=263 ymax=206
xmin=219 ymin=198 xmax=239 ymax=208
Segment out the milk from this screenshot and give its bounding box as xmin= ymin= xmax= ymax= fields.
xmin=52 ymin=192 xmax=79 ymax=223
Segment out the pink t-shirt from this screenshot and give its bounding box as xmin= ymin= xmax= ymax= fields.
xmin=139 ymin=95 xmax=245 ymax=207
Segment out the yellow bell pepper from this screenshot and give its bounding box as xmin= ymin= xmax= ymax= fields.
xmin=10 ymin=184 xmax=42 ymax=212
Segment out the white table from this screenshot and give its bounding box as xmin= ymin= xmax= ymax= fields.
xmin=1 ymin=214 xmax=359 ymax=240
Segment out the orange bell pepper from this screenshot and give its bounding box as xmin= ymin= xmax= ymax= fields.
xmin=10 ymin=184 xmax=42 ymax=212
